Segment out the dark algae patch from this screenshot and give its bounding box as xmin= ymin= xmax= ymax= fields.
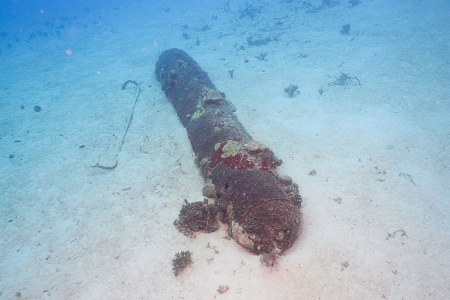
xmin=172 ymin=251 xmax=193 ymax=276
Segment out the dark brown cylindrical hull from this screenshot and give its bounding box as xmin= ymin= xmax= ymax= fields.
xmin=155 ymin=49 xmax=301 ymax=255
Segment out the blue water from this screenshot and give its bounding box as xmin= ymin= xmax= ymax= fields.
xmin=1 ymin=0 xmax=449 ymax=299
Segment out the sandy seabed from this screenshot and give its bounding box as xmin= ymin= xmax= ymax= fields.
xmin=1 ymin=0 xmax=449 ymax=299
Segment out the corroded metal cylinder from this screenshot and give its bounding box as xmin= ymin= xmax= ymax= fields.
xmin=155 ymin=49 xmax=302 ymax=256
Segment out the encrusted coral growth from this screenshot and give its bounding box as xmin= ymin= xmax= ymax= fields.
xmin=259 ymin=244 xmax=281 ymax=271
xmin=174 ymin=199 xmax=219 ymax=236
xmin=202 ymin=89 xmax=224 ymax=105
xmin=247 ymin=140 xmax=267 ymax=152
xmin=172 ymin=251 xmax=193 ymax=276
xmin=221 ymin=140 xmax=240 ymax=158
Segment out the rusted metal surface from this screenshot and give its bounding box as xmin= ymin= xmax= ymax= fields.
xmin=156 ymin=49 xmax=302 ymax=256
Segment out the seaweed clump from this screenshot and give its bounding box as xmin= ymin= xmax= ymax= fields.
xmin=174 ymin=199 xmax=219 ymax=236
xmin=255 ymin=52 xmax=267 ymax=61
xmin=340 ymin=24 xmax=351 ymax=35
xmin=247 ymin=35 xmax=272 ymax=46
xmin=328 ymin=71 xmax=361 ymax=87
xmin=221 ymin=1 xmax=231 ymax=13
xmin=348 ymin=0 xmax=361 ymax=6
xmin=284 ymin=84 xmax=299 ymax=97
xmin=217 ymin=285 xmax=229 ymax=294
xmin=238 ymin=3 xmax=261 ymax=19
xmin=172 ymin=251 xmax=193 ymax=276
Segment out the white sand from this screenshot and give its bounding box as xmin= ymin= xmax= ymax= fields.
xmin=1 ymin=0 xmax=449 ymax=299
